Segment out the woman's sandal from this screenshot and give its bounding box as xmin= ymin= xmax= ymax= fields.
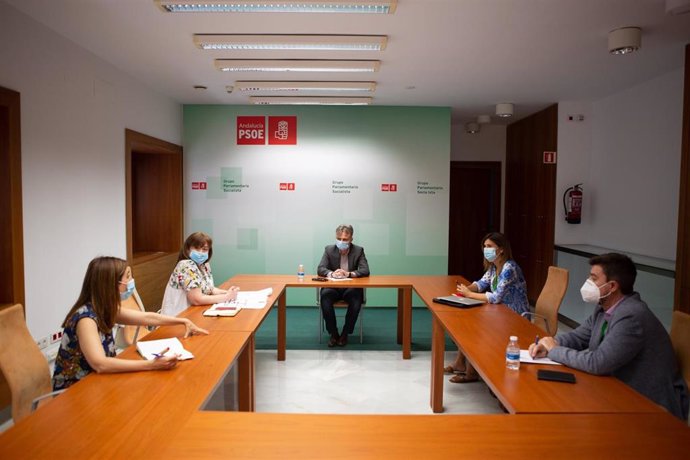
xmin=443 ymin=365 xmax=466 ymax=374
xmin=449 ymin=373 xmax=479 ymax=384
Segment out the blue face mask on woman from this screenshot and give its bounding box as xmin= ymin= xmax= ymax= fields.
xmin=483 ymin=247 xmax=498 ymax=263
xmin=190 ymin=250 xmax=209 ymax=265
xmin=119 ymin=279 xmax=136 ymax=301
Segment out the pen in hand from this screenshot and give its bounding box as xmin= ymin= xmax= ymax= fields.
xmin=152 ymin=347 xmax=170 ymax=359
xmin=530 ymin=335 xmax=540 ymax=359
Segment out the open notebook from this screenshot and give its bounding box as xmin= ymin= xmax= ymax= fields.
xmin=136 ymin=337 xmax=194 ymax=361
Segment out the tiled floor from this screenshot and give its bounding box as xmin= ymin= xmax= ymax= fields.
xmin=255 ymin=349 xmax=505 ymax=415
xmin=254 ymin=321 xmax=575 ymax=415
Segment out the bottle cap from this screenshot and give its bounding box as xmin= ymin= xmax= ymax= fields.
xmin=510 ymin=335 xmax=518 ymax=341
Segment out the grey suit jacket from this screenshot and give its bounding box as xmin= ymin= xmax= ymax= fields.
xmin=317 ymin=244 xmax=370 ymax=278
xmin=548 ymin=292 xmax=688 ymax=420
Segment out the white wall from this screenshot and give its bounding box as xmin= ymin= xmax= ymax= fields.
xmin=555 ymin=101 xmax=593 ymax=244
xmin=0 ymin=2 xmax=182 ymax=341
xmin=450 ymin=123 xmax=507 ymax=229
xmin=556 ymin=68 xmax=684 ymax=260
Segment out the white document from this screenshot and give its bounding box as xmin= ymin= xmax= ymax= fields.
xmin=136 ymin=337 xmax=194 ymax=361
xmin=328 ymin=277 xmax=353 ymax=282
xmin=519 ymin=349 xmax=562 ymax=366
xmin=213 ymin=287 xmax=273 ymax=310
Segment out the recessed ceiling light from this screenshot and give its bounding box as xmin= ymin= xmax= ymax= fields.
xmin=233 ymin=81 xmax=376 ymax=92
xmin=194 ymin=34 xmax=387 ymax=51
xmin=156 ymin=1 xmax=397 ymax=14
xmin=215 ymin=59 xmax=380 ymax=72
xmin=465 ymin=122 xmax=480 ymax=134
xmin=250 ymin=96 xmax=372 ymax=105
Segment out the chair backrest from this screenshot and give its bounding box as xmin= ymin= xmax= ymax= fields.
xmin=534 ymin=266 xmax=569 ymax=335
xmin=0 ymin=304 xmax=52 ymax=422
xmin=671 ymin=310 xmax=690 ymax=390
xmin=115 ymin=288 xmax=150 ymax=348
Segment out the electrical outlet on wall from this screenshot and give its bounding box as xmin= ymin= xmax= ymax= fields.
xmin=36 ymin=336 xmax=50 ymax=349
xmin=51 ymin=331 xmax=63 ymax=343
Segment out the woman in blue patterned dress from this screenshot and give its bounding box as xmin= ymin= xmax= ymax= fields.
xmin=52 ymin=256 xmax=208 ymax=390
xmin=445 ymin=232 xmax=528 ymax=383
xmin=161 ymin=232 xmax=239 ymax=316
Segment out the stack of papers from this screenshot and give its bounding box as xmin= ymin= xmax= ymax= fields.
xmin=212 ymin=287 xmax=273 ymax=310
xmin=136 ymin=337 xmax=194 ymax=361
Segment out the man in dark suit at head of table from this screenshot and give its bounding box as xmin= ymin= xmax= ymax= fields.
xmin=317 ymin=224 xmax=370 ymax=348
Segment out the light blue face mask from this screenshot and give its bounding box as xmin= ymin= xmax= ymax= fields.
xmin=190 ymin=250 xmax=209 ymax=265
xmin=483 ymin=247 xmax=497 ymax=263
xmin=120 ymin=279 xmax=135 ymax=301
xmin=335 ymin=240 xmax=350 ymax=251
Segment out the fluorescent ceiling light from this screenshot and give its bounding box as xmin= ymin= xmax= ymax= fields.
xmin=250 ymin=96 xmax=372 ymax=105
xmin=233 ymin=81 xmax=376 ymax=92
xmin=215 ymin=59 xmax=380 ymax=72
xmin=194 ymin=34 xmax=387 ymax=51
xmin=156 ymin=1 xmax=397 ymax=13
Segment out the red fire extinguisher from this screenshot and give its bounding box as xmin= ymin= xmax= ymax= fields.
xmin=563 ymin=184 xmax=583 ymax=224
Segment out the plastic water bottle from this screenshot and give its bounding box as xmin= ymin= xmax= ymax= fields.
xmin=506 ymin=335 xmax=520 ymax=370
xmin=297 ymin=264 xmax=305 ymax=281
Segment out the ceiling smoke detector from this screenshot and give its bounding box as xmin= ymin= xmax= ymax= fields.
xmin=495 ymin=103 xmax=514 ymax=118
xmin=608 ymin=27 xmax=641 ymax=55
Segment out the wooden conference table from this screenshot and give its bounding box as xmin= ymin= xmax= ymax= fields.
xmin=226 ymin=274 xmax=415 ymax=360
xmin=217 ymin=274 xmax=668 ymax=415
xmin=413 ymin=276 xmax=667 ymax=415
xmin=1 ymin=274 xmax=688 ymax=458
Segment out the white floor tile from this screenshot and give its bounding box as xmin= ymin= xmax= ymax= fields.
xmin=255 ymin=350 xmax=505 ymax=415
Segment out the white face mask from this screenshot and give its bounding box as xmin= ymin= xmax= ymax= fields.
xmin=580 ymin=279 xmax=612 ymax=304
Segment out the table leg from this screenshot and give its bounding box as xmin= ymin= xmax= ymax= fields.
xmin=397 ymin=289 xmax=403 ymax=345
xmin=238 ymin=335 xmax=255 ymax=412
xmin=402 ymin=287 xmax=412 ymax=359
xmin=277 ymin=290 xmax=286 ymax=361
xmin=430 ymin=316 xmax=445 ymax=413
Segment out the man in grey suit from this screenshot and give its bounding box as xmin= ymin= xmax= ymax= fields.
xmin=529 ymin=253 xmax=688 ymax=420
xmin=317 ymin=224 xmax=370 ymax=347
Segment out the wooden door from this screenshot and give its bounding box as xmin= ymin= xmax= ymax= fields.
xmin=675 ymin=44 xmax=690 ymax=314
xmin=0 ymin=85 xmax=23 ymax=417
xmin=505 ymin=105 xmax=558 ymax=302
xmin=125 ymin=129 xmax=183 ymax=311
xmin=448 ymin=161 xmax=501 ymax=282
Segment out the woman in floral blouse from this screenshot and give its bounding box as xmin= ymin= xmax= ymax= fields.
xmin=53 ymin=256 xmax=208 ymax=390
xmin=445 ymin=232 xmax=528 ymax=383
xmin=161 ymin=232 xmax=239 ymax=316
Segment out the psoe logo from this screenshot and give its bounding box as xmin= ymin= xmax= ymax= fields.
xmin=237 ymin=116 xmax=266 ymax=145
xmin=268 ymin=116 xmax=297 ymax=145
